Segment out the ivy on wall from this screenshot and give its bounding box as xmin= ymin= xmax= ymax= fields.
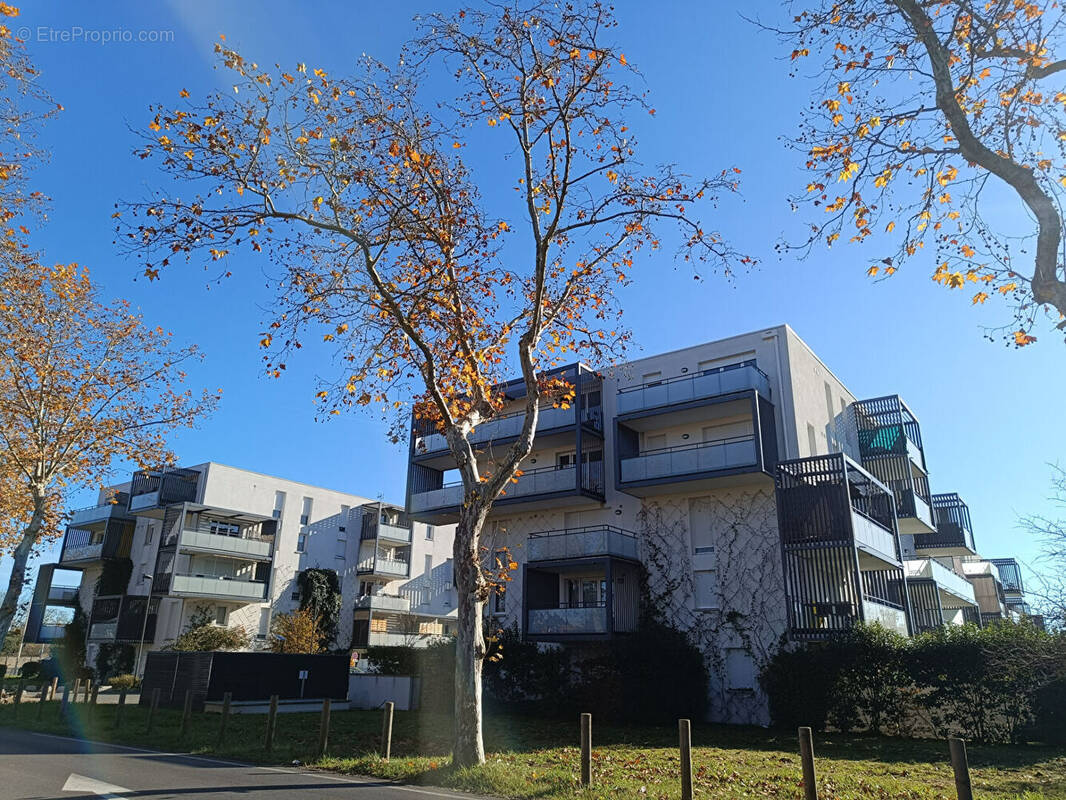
xmin=297 ymin=568 xmax=342 ymax=648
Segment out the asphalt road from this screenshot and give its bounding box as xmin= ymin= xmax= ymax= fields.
xmin=0 ymin=727 xmax=480 ymax=800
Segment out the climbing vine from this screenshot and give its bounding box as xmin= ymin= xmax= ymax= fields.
xmin=297 ymin=567 xmax=342 ymax=649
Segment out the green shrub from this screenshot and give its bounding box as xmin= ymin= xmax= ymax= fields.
xmin=108 ymin=673 xmax=139 ymax=691
xmin=761 ymin=621 xmax=1066 ymax=743
xmin=19 ymin=661 xmax=42 ymax=680
xmin=168 ymin=607 xmax=250 ymax=651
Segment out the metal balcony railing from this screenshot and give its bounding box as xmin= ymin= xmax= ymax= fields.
xmin=616 ymin=362 xmax=770 ymax=415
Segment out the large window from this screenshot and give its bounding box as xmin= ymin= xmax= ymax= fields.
xmin=208 ymin=519 xmax=241 ymax=537
xmin=565 ymin=577 xmax=605 ymax=607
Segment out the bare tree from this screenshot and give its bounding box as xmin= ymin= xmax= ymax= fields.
xmin=1021 ymin=465 xmax=1066 ymax=629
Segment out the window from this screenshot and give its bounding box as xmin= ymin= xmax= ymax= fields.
xmin=565 ymin=577 xmax=605 ymax=607
xmin=273 ymin=491 xmax=286 ymax=520
xmin=359 ymin=581 xmax=374 ymax=597
xmin=336 ymin=538 xmax=347 ymax=559
xmin=419 ymin=621 xmax=443 ymax=635
xmin=209 ymin=520 xmax=241 ymax=537
xmin=300 ymin=496 xmax=313 ymax=526
xmin=642 ymin=371 xmax=662 ymax=387
xmin=296 ymin=533 xmax=307 ymax=552
xmin=369 ymin=617 xmax=387 ymax=633
xmin=556 ymin=450 xmax=576 ymax=469
xmin=694 ymin=570 xmax=718 ymax=609
xmin=215 ymin=606 xmax=228 ymax=626
xmin=425 ymin=524 xmax=434 ymax=541
xmin=145 ymin=524 xmax=154 ymax=545
xmin=339 ymin=504 xmax=349 ymax=532
xmin=645 ymin=433 xmax=667 ymax=452
xmin=725 ymin=648 xmax=755 ymax=690
xmin=291 ymin=590 xmax=301 ymax=602
xmin=807 ymin=423 xmax=818 ymax=456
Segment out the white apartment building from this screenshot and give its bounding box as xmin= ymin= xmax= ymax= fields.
xmin=404 ymin=324 xmax=1033 ymax=725
xmin=31 ymin=462 xmax=457 ymax=673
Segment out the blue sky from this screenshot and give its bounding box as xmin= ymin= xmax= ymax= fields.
xmin=4 ymin=0 xmax=1063 ymax=604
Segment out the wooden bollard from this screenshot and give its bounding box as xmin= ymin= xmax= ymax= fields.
xmin=380 ymin=701 xmax=394 ymax=760
xmin=115 ymin=689 xmax=127 ymax=729
xmin=89 ymin=685 xmax=99 ymax=719
xmin=36 ymin=683 xmax=47 ymax=720
xmin=580 ymin=712 xmax=592 ymax=787
xmin=73 ymin=678 xmax=82 ymax=703
xmin=83 ymin=680 xmax=92 ymax=704
xmin=318 ymin=697 xmax=332 ymax=757
xmin=60 ymin=685 xmax=71 ymax=718
xmin=146 ymin=687 xmax=160 ymax=734
xmin=48 ymin=677 xmax=58 ymax=701
xmin=679 ymin=718 xmax=693 ymax=800
xmin=217 ymin=692 xmax=232 ymax=747
xmin=13 ymin=680 xmax=23 ymax=718
xmin=798 ymin=727 xmax=818 ymax=800
xmin=180 ymin=689 xmax=193 ymax=737
xmin=264 ymin=694 xmax=279 ymax=751
xmin=948 ymin=737 xmax=974 ymax=800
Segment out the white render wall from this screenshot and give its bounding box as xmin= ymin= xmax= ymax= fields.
xmin=76 ymin=461 xmax=456 ymax=668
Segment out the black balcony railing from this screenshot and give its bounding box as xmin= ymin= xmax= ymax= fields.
xmin=854 ymin=395 xmax=925 ymax=463
xmin=990 ymin=558 xmax=1024 ymax=594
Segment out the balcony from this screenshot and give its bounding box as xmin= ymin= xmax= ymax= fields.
xmin=524 ymin=557 xmax=640 ymax=642
xmin=415 ymin=404 xmax=597 ymax=457
xmin=917 ymin=493 xmax=978 ymax=555
xmin=60 ymin=516 xmax=135 ymax=566
xmin=990 ymin=558 xmax=1024 ymax=595
xmin=355 ymin=593 xmax=411 ymax=613
xmin=128 ymin=467 xmax=200 ymax=515
xmin=69 ymin=495 xmax=130 ymax=527
xmin=59 ymin=533 xmax=104 ymax=565
xmin=357 ymin=556 xmax=411 ymax=579
xmin=177 ymin=528 xmax=272 ymax=560
xmin=89 ymin=594 xmax=158 ymax=642
xmin=527 ymin=526 xmax=639 ymax=563
xmin=527 ymin=605 xmax=608 ymax=636
xmin=409 ymin=461 xmax=605 ymax=522
xmin=854 ymin=394 xmax=927 ymax=472
xmin=47 ymin=585 xmax=79 ymax=604
xmin=777 ymin=454 xmax=909 ymax=639
xmin=169 ymin=573 xmax=268 ymax=602
xmin=360 ymin=506 xmax=414 ymax=544
xmin=616 ymin=361 xmax=771 ymax=416
xmin=905 ymin=558 xmax=977 ymax=632
xmin=615 ymin=389 xmax=777 ymax=496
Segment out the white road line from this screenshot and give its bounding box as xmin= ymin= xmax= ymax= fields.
xmin=22 ymin=731 xmax=484 ymax=800
xmin=62 ymin=772 xmax=130 ymax=798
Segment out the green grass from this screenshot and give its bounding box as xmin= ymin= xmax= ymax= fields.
xmin=1 ymin=698 xmax=1064 ymax=800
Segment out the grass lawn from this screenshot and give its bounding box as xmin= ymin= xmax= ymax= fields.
xmin=1 ymin=697 xmax=1064 ymax=799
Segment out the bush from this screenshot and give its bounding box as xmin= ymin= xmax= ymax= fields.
xmin=19 ymin=661 xmax=42 ymax=680
xmin=168 ymin=607 xmax=250 ymax=652
xmin=108 ymin=673 xmax=139 ymax=691
xmin=365 ymin=645 xmax=422 ymax=676
xmin=95 ymin=643 xmax=135 ymax=680
xmin=761 ymin=621 xmax=1066 ymax=743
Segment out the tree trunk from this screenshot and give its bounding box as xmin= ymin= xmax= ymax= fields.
xmin=0 ymin=504 xmax=46 ymax=646
xmin=452 ymin=502 xmax=488 ymax=767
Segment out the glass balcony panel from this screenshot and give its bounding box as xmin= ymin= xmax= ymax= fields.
xmin=527 ymin=605 xmax=608 ymax=635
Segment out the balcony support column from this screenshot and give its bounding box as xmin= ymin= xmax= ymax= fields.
xmin=605 ymin=558 xmax=615 ymax=635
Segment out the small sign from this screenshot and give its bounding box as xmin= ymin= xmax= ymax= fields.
xmin=298 ymin=669 xmax=309 ymax=680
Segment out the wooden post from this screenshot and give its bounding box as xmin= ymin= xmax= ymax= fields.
xmin=264 ymin=694 xmax=279 ymax=752
xmin=82 ymin=680 xmax=92 ymax=704
xmin=580 ymin=712 xmax=592 ymax=788
xmin=948 ymin=737 xmax=974 ymax=800
xmin=798 ymin=727 xmax=818 ymax=800
xmin=217 ymin=692 xmax=232 ymax=747
xmin=115 ymin=689 xmax=127 ymax=729
xmin=13 ymin=680 xmax=23 ymax=719
xmin=60 ymin=685 xmax=71 ymax=719
xmin=679 ymin=719 xmax=693 ymax=800
xmin=73 ymin=678 xmax=82 ymax=703
xmin=318 ymin=697 xmax=332 ymax=757
xmin=48 ymin=676 xmax=58 ymax=701
xmin=380 ymin=701 xmax=394 ymax=760
xmin=89 ymin=685 xmax=99 ymax=719
xmin=180 ymin=689 xmax=193 ymax=737
xmin=146 ymin=687 xmax=160 ymax=734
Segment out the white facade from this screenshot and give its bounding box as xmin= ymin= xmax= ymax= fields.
xmin=50 ymin=461 xmax=457 ymax=673
xmin=405 ymin=324 xmax=1028 ymax=724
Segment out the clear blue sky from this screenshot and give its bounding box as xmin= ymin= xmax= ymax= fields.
xmin=4 ymin=1 xmax=1063 ymax=604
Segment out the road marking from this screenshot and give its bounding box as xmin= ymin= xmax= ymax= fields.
xmin=26 ymin=731 xmax=483 ymax=800
xmin=62 ymin=773 xmax=130 ymax=797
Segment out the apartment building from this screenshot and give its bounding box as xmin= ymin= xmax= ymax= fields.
xmin=404 ymin=324 xmax=1034 ymax=724
xmin=27 ymin=462 xmax=457 ymax=671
